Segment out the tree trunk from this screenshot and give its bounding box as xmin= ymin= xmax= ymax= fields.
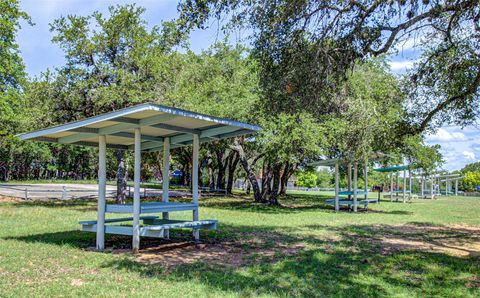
xmin=215 ymin=148 xmax=227 ymax=190
xmin=245 ymin=179 xmax=251 ymax=194
xmin=279 ymin=161 xmax=290 ymax=195
xmin=226 ymin=151 xmax=239 ymax=194
xmin=261 ymin=161 xmax=272 ymax=201
xmin=231 ymin=138 xmax=262 ymax=202
xmin=207 ymin=152 xmax=215 ymax=190
xmin=116 ymin=149 xmax=127 ymax=204
xmin=268 ymin=163 xmax=282 ymax=205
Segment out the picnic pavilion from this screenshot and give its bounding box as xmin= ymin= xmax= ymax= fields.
xmin=374 ymin=165 xmax=412 ymax=202
xmin=310 ymin=152 xmax=388 ymax=212
xmin=17 ymin=103 xmax=260 ymax=253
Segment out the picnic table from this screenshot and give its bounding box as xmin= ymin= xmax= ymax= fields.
xmin=326 ymin=190 xmax=378 ymax=211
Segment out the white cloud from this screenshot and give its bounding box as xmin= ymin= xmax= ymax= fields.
xmin=427 ymin=128 xmax=467 ymax=142
xmin=425 ymin=126 xmax=480 ymax=171
xmin=388 ymin=60 xmax=415 ymax=72
xmin=462 ymin=151 xmax=476 ymax=160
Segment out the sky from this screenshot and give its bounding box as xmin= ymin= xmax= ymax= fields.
xmin=15 ymin=0 xmax=480 ymax=171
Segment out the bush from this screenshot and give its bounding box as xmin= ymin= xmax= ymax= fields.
xmin=296 ymin=171 xmax=317 ymax=188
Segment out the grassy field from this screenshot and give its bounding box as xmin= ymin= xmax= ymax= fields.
xmin=0 ymin=192 xmax=479 ymax=297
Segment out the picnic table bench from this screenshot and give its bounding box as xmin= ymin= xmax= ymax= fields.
xmin=80 ymin=215 xmax=217 ymax=239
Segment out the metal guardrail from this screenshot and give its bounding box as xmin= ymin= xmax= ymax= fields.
xmin=0 ymin=184 xmax=106 ymax=200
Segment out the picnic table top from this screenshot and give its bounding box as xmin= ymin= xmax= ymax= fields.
xmin=338 ymin=190 xmax=368 ymax=196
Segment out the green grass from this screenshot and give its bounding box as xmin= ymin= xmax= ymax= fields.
xmin=0 ymin=192 xmax=479 ymax=297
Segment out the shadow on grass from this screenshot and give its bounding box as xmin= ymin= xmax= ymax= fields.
xmin=101 ymin=222 xmax=479 ymax=297
xmin=199 ymin=195 xmax=414 ymax=216
xmin=198 ymin=194 xmax=338 ymax=214
xmin=5 ymin=219 xmax=480 ymax=297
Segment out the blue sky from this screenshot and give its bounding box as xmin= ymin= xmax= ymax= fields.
xmin=15 ymin=0 xmax=480 ymax=171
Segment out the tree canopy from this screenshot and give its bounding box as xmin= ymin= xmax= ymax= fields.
xmin=178 ymin=0 xmax=480 ymax=133
xmin=0 ymin=2 xmax=461 ymax=205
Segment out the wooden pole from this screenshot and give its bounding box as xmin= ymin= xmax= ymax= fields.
xmin=335 ymin=162 xmax=339 ymax=212
xmin=455 ymin=180 xmax=458 ymax=196
xmin=96 ymin=134 xmax=106 ymax=251
xmin=403 ymin=169 xmax=406 ymax=203
xmin=162 ymin=136 xmax=170 ymax=238
xmin=192 ymin=134 xmax=200 ymax=241
xmin=132 ymin=128 xmax=141 ymax=253
xmin=353 ymin=162 xmax=358 ymax=212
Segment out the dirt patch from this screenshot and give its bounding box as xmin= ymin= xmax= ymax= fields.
xmin=134 ymin=241 xmax=303 ymax=268
xmin=0 ymin=195 xmax=22 ymax=203
xmin=70 ymin=278 xmax=86 ymax=287
xmin=371 ymin=223 xmax=480 ymax=257
xmin=108 ymin=235 xmax=304 ymax=269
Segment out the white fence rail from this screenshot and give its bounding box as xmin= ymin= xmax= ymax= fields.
xmin=0 ymin=184 xmax=111 ymax=200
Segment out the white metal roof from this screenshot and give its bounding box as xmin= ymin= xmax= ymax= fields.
xmin=309 ymin=152 xmax=391 ymax=167
xmin=17 ymin=103 xmax=260 ymax=152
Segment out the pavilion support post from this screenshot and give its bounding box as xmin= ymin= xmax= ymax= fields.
xmin=364 ymin=158 xmax=368 ymax=209
xmin=421 ymin=177 xmax=424 ymax=197
xmin=347 ymin=163 xmax=352 ymax=200
xmin=132 ymin=128 xmax=141 ymax=254
xmin=162 ymin=137 xmax=170 ymax=239
xmin=395 ymin=171 xmax=399 ymax=201
xmin=430 ymin=177 xmax=434 ymax=199
xmin=408 ymin=170 xmax=412 ymax=196
xmin=455 ymin=180 xmax=458 ymax=196
xmin=390 ymin=173 xmax=393 ymax=202
xmin=96 ymin=135 xmax=107 ymax=251
xmin=192 ymin=134 xmax=200 ymax=241
xmin=403 ymin=169 xmax=407 ymax=203
xmin=353 ymin=162 xmax=358 ymax=212
xmin=334 ymin=162 xmax=339 ymax=212
xmin=438 ymin=178 xmax=441 ymax=195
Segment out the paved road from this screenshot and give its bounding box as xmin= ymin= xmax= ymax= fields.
xmin=0 ymin=183 xmax=189 ymax=200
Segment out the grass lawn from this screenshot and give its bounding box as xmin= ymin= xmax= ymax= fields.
xmin=0 ymin=192 xmax=479 ymax=297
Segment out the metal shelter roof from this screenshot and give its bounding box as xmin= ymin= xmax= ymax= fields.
xmin=373 ymin=165 xmax=410 ymax=172
xmin=17 ymin=103 xmax=260 ymax=152
xmin=309 ymin=152 xmax=391 ymax=167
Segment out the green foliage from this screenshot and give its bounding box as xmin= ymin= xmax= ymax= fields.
xmin=257 ymin=112 xmax=323 ymax=165
xmin=179 ymin=0 xmax=480 ymax=133
xmin=10 ymin=4 xmax=258 ymax=182
xmin=164 ymin=43 xmax=259 ymax=121
xmin=461 ymin=162 xmax=480 ymax=174
xmin=315 ymin=168 xmax=333 ymax=188
xmin=295 ymin=171 xmax=317 ymax=188
xmin=322 ymin=59 xmax=405 ymax=161
xmin=46 ymin=4 xmax=176 ymax=118
xmin=0 ymin=0 xmax=30 ymax=91
xmin=463 ymin=171 xmax=480 ymax=192
xmin=402 ymin=135 xmax=444 ymax=174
